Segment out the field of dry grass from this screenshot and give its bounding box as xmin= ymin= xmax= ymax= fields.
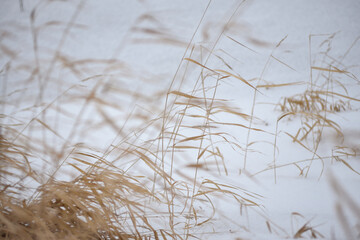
xmin=1 ymin=0 xmax=360 ymax=239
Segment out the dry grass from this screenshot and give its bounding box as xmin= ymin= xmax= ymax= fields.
xmin=1 ymin=1 xmax=360 ymax=239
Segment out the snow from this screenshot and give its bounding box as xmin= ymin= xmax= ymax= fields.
xmin=1 ymin=0 xmax=360 ymax=239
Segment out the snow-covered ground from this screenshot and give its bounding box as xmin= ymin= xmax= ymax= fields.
xmin=1 ymin=0 xmax=360 ymax=239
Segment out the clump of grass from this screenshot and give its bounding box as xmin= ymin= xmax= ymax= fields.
xmin=279 ymin=90 xmax=352 ymax=113
xmin=0 ymin=171 xmax=144 ymax=239
xmin=267 ymin=33 xmax=360 ymax=180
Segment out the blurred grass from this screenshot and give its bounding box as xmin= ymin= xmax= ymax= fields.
xmin=1 ymin=0 xmax=360 ymax=239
